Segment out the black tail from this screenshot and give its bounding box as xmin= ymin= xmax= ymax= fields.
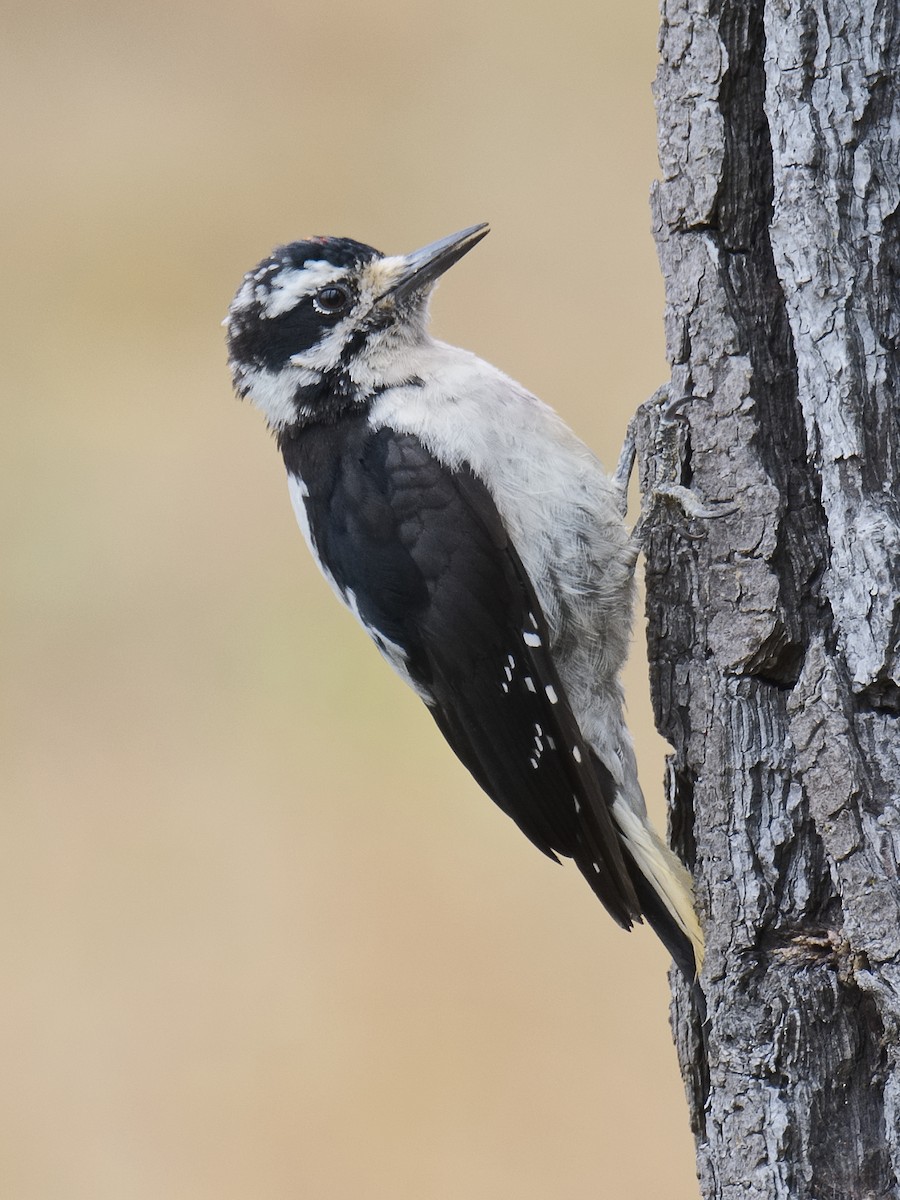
xmin=626 ymin=861 xmax=697 ymax=981
xmin=620 ymin=844 xmax=709 ymax=1125
xmin=625 ymin=853 xmax=708 ymax=1034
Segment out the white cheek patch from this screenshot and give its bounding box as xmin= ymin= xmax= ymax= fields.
xmin=260 ymin=260 xmax=349 ymax=318
xmin=289 ymin=320 xmax=355 ymax=373
xmin=239 ymin=363 xmax=320 ymax=429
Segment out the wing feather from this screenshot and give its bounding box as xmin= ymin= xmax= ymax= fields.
xmin=281 ymin=418 xmax=641 ymax=928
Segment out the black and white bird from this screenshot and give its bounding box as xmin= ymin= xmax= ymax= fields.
xmin=225 ymin=223 xmax=703 ymax=980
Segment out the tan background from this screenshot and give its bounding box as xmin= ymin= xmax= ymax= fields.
xmin=2 ymin=2 xmax=700 ymax=1197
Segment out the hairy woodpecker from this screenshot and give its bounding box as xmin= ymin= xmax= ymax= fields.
xmin=225 ymin=224 xmax=703 ymax=980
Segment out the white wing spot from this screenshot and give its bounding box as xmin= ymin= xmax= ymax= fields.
xmin=545 ymin=685 xmax=558 ymax=704
xmin=530 ymin=757 xmax=539 ymax=770
xmin=572 ymin=746 xmax=582 ymax=763
xmin=574 ymin=796 xmax=581 ymax=814
xmin=504 ymin=665 xmax=513 ymax=682
xmin=534 ymin=723 xmax=542 ymax=736
xmin=501 ymin=682 xmax=509 ymax=694
xmin=523 ymin=631 xmax=541 ymax=647
xmin=592 ymin=862 xmax=601 ymax=874
xmin=546 ymin=735 xmax=556 ymax=750
xmin=528 ymin=612 xmax=539 ymax=630
xmin=524 ymin=676 xmax=536 ymax=693
xmin=507 ymin=654 xmax=516 ymax=669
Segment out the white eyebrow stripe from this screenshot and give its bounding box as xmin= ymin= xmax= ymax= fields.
xmin=261 ymin=261 xmax=349 ymax=317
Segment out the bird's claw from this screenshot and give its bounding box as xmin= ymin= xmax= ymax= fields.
xmin=652 ymin=483 xmax=739 ymax=522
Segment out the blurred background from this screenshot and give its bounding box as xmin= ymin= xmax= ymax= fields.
xmin=1 ymin=1 xmax=699 ymax=1197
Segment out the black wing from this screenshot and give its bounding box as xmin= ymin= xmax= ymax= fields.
xmin=281 ymin=418 xmax=641 ymax=929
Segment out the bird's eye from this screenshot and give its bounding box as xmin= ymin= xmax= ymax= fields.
xmin=313 ymin=285 xmax=353 ymax=316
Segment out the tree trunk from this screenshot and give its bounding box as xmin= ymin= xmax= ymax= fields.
xmin=643 ymin=0 xmax=900 ymax=1194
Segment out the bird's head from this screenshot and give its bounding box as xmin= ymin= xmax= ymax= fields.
xmin=225 ymin=223 xmax=489 ymax=431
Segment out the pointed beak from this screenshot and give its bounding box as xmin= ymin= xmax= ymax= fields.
xmin=377 ymin=223 xmax=490 ymax=303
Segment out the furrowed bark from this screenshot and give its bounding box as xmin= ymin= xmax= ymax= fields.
xmin=642 ymin=0 xmax=900 ymax=1194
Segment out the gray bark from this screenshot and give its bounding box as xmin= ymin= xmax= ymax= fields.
xmin=643 ymin=0 xmax=900 ymax=1195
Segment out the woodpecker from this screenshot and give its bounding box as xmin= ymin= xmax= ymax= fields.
xmin=225 ymin=223 xmax=703 ymax=980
